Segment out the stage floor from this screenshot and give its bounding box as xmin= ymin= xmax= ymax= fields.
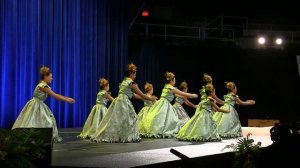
xmin=52 ymin=127 xmax=273 ymax=167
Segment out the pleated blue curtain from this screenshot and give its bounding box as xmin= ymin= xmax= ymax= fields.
xmin=0 ymin=0 xmax=128 ymax=128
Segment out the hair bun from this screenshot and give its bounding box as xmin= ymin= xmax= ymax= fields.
xmin=99 ymin=78 xmax=109 ymax=89
xmin=40 ymin=66 xmax=50 ymax=74
xmin=203 ymin=73 xmax=212 ymax=83
xmin=180 ymin=81 xmax=188 ymax=90
xmin=165 ymin=72 xmax=175 ymax=83
xmin=225 ymin=82 xmax=236 ymax=91
xmin=144 ymin=82 xmax=153 ymax=93
xmin=40 ymin=66 xmax=52 ymax=79
xmin=127 ymin=63 xmax=137 ymax=72
xmin=205 ymin=84 xmax=215 ymax=94
xmin=125 ymin=63 xmax=137 ymax=76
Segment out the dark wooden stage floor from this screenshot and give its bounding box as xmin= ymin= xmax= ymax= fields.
xmin=52 ymin=127 xmax=272 ymax=167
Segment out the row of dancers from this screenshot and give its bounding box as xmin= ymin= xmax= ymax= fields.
xmin=12 ymin=64 xmax=255 ymax=143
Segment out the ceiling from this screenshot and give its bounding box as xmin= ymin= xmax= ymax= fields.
xmin=129 ymin=0 xmax=300 ymax=25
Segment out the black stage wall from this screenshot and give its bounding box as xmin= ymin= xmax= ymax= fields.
xmin=129 ymin=39 xmax=300 ymax=125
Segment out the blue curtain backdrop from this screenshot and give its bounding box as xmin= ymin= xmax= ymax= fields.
xmin=0 ymin=0 xmax=128 ymax=128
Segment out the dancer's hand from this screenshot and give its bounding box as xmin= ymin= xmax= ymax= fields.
xmin=67 ymin=98 xmax=75 ymax=104
xmin=192 ymin=94 xmax=198 ymax=98
xmin=151 ymin=96 xmax=157 ymax=102
xmin=193 ymin=105 xmax=198 ymax=109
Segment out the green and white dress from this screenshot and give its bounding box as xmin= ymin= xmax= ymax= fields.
xmin=173 ymin=97 xmax=190 ymax=127
xmin=141 ymin=84 xmax=181 ymax=138
xmin=177 ymin=96 xmax=221 ymax=142
xmin=213 ymin=93 xmax=242 ymax=138
xmin=12 ymin=82 xmax=61 ymax=142
xmin=91 ymin=78 xmax=140 ymax=143
xmin=138 ymin=99 xmax=154 ymax=133
xmin=78 ymin=90 xmax=109 ymax=139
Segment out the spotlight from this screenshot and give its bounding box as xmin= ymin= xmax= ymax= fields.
xmin=258 ymin=37 xmax=266 ymax=45
xmin=275 ymin=38 xmax=283 ymax=45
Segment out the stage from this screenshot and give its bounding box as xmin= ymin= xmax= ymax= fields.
xmin=52 ymin=127 xmax=273 ymax=167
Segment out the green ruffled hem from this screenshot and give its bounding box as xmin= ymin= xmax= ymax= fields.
xmin=176 ymin=136 xmax=222 ymax=142
xmin=140 ymin=133 xmax=176 ymax=139
xmin=77 ymin=134 xmax=91 ymax=139
xmin=219 ymin=134 xmax=242 ymax=139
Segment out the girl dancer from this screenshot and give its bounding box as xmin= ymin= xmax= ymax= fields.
xmin=201 ymin=73 xmax=224 ymax=104
xmin=12 ymin=66 xmax=75 ymax=142
xmin=173 ymin=81 xmax=197 ymax=126
xmin=213 ymin=82 xmax=255 ymax=138
xmin=141 ymin=72 xmax=198 ymax=138
xmin=138 ymin=82 xmax=156 ymax=133
xmin=91 ymin=63 xmax=156 ymax=143
xmin=79 ymin=78 xmax=114 ymax=139
xmin=177 ymin=84 xmax=228 ymax=142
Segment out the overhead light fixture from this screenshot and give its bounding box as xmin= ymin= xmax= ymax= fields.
xmin=258 ymin=37 xmax=266 ymax=45
xmin=275 ymin=38 xmax=283 ymax=45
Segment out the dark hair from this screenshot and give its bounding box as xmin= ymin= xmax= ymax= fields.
xmin=99 ymin=78 xmax=109 ymax=90
xmin=125 ymin=63 xmax=137 ymax=77
xmin=225 ymin=82 xmax=236 ymax=92
xmin=165 ymin=72 xmax=175 ymax=84
xmin=179 ymin=81 xmax=188 ymax=90
xmin=203 ymin=73 xmax=212 ymax=85
xmin=40 ymin=66 xmax=52 ymax=79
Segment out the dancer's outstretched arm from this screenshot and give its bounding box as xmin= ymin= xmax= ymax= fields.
xmin=236 ymin=97 xmax=255 ymax=106
xmin=172 ymin=88 xmax=198 ymax=99
xmin=133 ymin=93 xmax=143 ymax=100
xmin=104 ymin=93 xmax=114 ymax=101
xmin=211 ymin=101 xmax=228 ymax=113
xmin=40 ymin=87 xmax=75 ymax=104
xmin=175 ymin=94 xmax=184 ymax=98
xmin=184 ymin=98 xmax=197 ymax=108
xmin=175 ymin=94 xmax=197 ymax=108
xmin=212 ymin=92 xmax=224 ymax=105
xmin=131 ymin=83 xmax=157 ymax=101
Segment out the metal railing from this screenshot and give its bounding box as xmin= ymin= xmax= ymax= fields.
xmin=205 ymin=16 xmax=249 ymax=36
xmin=131 ymin=16 xmax=300 ymax=42
xmin=132 ymin=23 xmax=235 ymax=41
xmin=248 ymin=23 xmax=300 ymax=31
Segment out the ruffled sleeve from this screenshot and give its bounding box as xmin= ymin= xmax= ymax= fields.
xmin=199 ymin=86 xmax=205 ymax=95
xmin=98 ymin=90 xmax=106 ymax=97
xmin=232 ymin=94 xmax=239 ymax=100
xmin=166 ymin=85 xmax=175 ymax=90
xmin=126 ymin=78 xmax=133 ymax=84
xmin=38 ymin=82 xmax=51 ymax=89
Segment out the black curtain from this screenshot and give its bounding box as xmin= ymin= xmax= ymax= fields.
xmin=129 ymin=39 xmax=300 ymax=125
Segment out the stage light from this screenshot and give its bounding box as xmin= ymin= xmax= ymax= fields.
xmin=275 ymin=38 xmax=282 ymax=45
xmin=141 ymin=10 xmax=149 ymax=17
xmin=258 ymin=37 xmax=266 ymax=45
